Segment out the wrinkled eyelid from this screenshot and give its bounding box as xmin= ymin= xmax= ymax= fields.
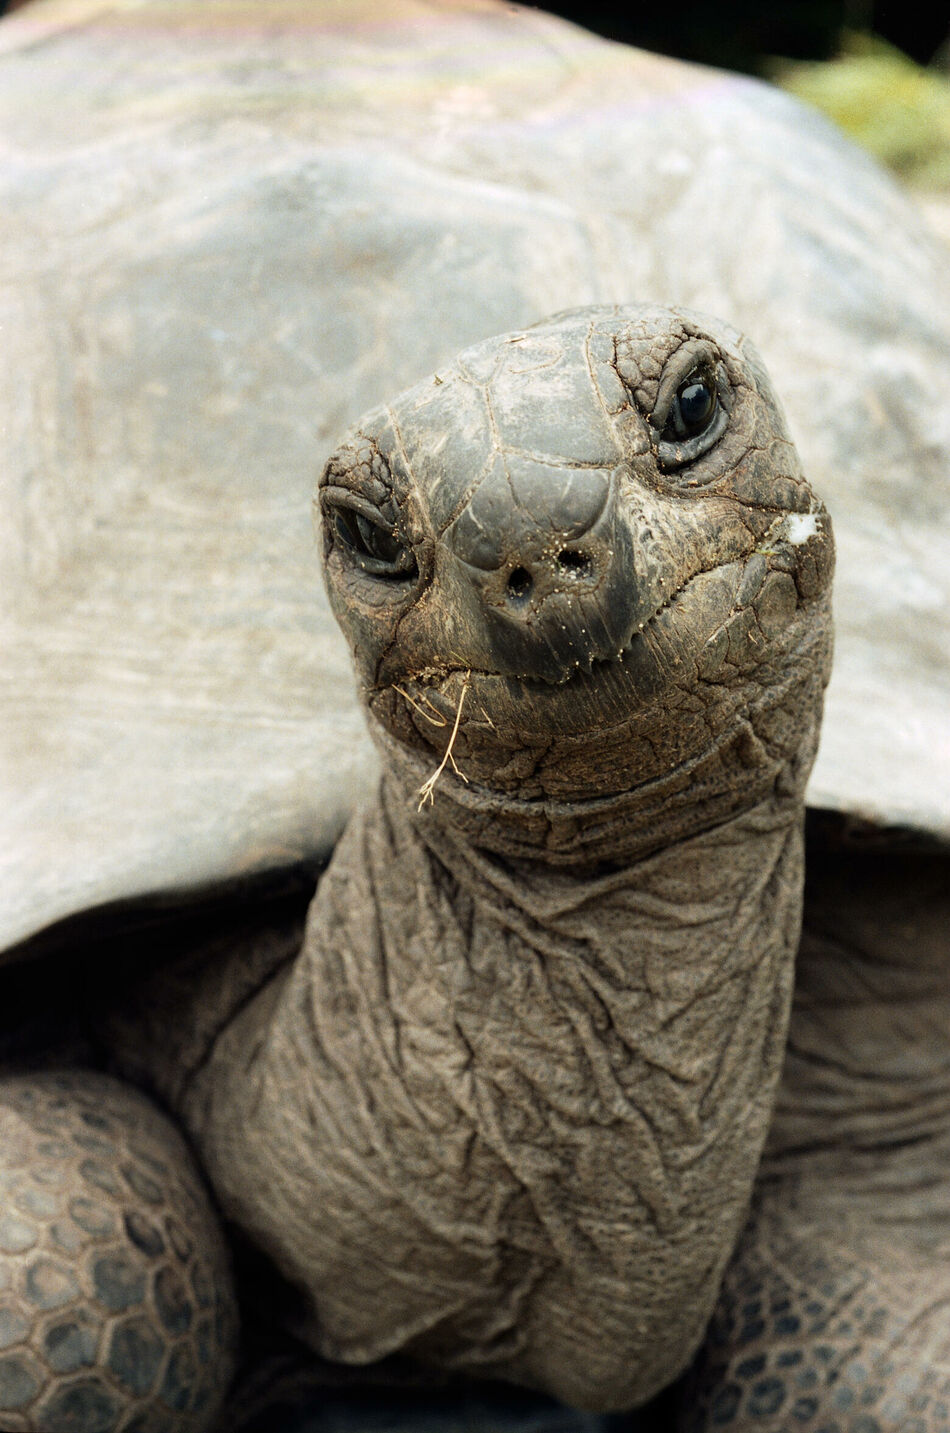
xmin=320 ymin=487 xmax=392 ymax=527
xmin=318 ymin=452 xmax=397 ymax=508
xmin=651 ymin=338 xmax=721 ymax=429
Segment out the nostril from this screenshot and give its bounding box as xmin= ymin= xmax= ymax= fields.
xmin=556 ymin=549 xmax=593 ymax=579
xmin=506 ymin=566 xmax=534 ymax=601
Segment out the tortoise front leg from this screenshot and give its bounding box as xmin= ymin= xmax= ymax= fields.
xmin=676 ymin=1182 xmax=950 ymax=1431
xmin=675 ymin=839 xmax=950 ymax=1432
xmin=0 ymin=1069 xmax=237 ymax=1432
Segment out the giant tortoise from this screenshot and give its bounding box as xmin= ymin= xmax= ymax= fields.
xmin=0 ymin=2 xmax=948 ymax=1432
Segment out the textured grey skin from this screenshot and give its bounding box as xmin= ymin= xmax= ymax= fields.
xmin=1 ymin=0 xmax=949 ymax=954
xmin=145 ymin=305 xmax=834 ymax=1413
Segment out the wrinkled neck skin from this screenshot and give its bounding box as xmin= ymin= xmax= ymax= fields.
xmin=373 ymin=626 xmax=825 ymax=869
xmin=176 ymin=601 xmax=831 ymax=1412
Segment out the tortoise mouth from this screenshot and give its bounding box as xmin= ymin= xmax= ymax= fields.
xmin=366 ymin=548 xmax=824 ymax=807
xmin=524 ymin=561 xmax=717 ymax=689
xmin=386 ymin=557 xmax=734 ymax=701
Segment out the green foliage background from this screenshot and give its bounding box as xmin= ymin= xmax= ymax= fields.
xmin=775 ymin=33 xmax=950 ymax=189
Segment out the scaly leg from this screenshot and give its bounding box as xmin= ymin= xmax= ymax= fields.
xmin=675 ymin=835 xmax=950 ymax=1432
xmin=677 ymin=1183 xmax=950 ymax=1430
xmin=0 ymin=1069 xmax=237 ymax=1432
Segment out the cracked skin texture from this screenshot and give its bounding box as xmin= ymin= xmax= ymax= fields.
xmin=177 ymin=305 xmax=836 ymax=1411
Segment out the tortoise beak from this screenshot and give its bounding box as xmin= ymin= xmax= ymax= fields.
xmin=435 ymin=458 xmax=643 ymax=685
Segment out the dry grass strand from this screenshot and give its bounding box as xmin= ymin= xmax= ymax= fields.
xmin=417 ymin=671 xmax=471 ymax=809
xmin=394 ymin=687 xmax=448 ymax=727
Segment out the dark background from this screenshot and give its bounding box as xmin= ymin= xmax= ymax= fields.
xmin=0 ymin=0 xmax=947 ymax=71
xmin=538 ymin=2 xmax=948 ymax=71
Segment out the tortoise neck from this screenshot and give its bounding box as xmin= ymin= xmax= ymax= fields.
xmin=180 ymin=766 xmax=806 ymax=1405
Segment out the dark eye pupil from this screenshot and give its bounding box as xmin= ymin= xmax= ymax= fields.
xmin=359 ymin=513 xmax=401 ymax=564
xmin=678 ymin=379 xmax=715 ymax=432
xmin=334 ymin=508 xmax=408 ymax=570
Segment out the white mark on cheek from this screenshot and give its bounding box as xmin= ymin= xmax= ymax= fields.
xmin=783 ymin=512 xmax=819 ymax=545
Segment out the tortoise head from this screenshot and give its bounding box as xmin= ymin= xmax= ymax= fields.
xmin=318 ymin=305 xmax=834 ymax=856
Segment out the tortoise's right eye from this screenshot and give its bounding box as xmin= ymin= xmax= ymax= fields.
xmin=674 ymin=377 xmax=717 ymax=437
xmin=335 ymin=509 xmax=399 ymax=564
xmin=329 ymin=501 xmax=417 ymax=580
